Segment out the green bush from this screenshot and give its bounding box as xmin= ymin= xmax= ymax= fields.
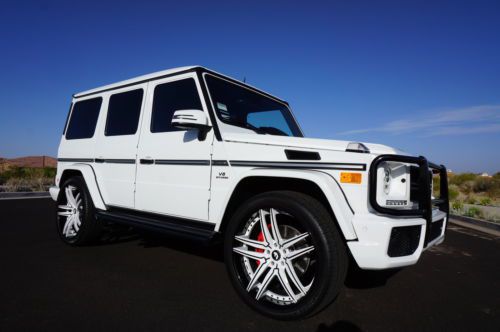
xmin=465 ymin=195 xmax=477 ymax=204
xmin=451 ymin=200 xmax=463 ymax=212
xmin=478 ymin=197 xmax=492 ymax=206
xmin=448 ymin=185 xmax=459 ymax=201
xmin=464 ymin=207 xmax=483 ymax=219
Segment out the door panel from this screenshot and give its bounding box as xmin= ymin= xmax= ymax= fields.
xmin=135 ymin=74 xmax=213 ymax=221
xmin=93 ymin=84 xmax=147 ymax=208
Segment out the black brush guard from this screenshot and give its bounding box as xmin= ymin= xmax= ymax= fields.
xmin=369 ymin=155 xmax=449 ymax=246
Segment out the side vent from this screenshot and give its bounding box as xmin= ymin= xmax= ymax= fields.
xmin=284 ymin=150 xmax=321 ymax=161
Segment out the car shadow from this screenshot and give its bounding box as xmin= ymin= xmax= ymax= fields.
xmin=344 ymin=262 xmax=402 ymax=289
xmin=317 ymin=320 xmax=364 ymax=332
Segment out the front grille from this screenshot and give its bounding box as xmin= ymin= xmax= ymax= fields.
xmin=388 ymin=225 xmax=421 ymax=257
xmin=428 ymin=219 xmax=444 ymax=243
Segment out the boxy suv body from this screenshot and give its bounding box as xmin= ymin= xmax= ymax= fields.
xmin=51 ymin=66 xmax=449 ymax=319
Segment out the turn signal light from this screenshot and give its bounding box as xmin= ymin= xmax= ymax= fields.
xmin=340 ymin=172 xmax=362 ymax=184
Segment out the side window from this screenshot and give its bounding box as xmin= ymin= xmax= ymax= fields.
xmin=65 ymin=97 xmax=102 ymax=140
xmin=151 ymin=78 xmax=203 ymax=133
xmin=105 ymin=89 xmax=144 ymax=136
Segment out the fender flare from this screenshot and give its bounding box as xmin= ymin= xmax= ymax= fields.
xmin=59 ymin=163 xmax=106 ymax=210
xmin=215 ymin=168 xmax=358 ymax=240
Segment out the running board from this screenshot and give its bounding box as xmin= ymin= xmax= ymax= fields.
xmin=96 ymin=208 xmax=218 ymax=244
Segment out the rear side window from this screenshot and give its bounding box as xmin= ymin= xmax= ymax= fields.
xmin=151 ymin=79 xmax=203 ymax=133
xmin=105 ymin=89 xmax=144 ymax=136
xmin=66 ymin=97 xmax=102 ymax=140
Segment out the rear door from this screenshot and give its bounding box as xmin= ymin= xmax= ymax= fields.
xmin=135 ymin=73 xmax=213 ymax=221
xmin=93 ymin=84 xmax=147 ymax=208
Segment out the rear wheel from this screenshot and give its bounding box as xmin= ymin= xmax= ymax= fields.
xmin=224 ymin=191 xmax=348 ymax=320
xmin=56 ymin=176 xmax=102 ymax=245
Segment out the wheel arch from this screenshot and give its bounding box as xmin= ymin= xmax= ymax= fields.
xmin=215 ymin=170 xmax=357 ymax=240
xmin=58 ymin=164 xmax=106 ymax=210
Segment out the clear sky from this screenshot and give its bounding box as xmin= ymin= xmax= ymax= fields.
xmin=0 ymin=0 xmax=499 ymax=173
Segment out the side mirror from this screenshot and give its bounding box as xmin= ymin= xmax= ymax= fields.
xmin=171 ymin=109 xmax=212 ymax=140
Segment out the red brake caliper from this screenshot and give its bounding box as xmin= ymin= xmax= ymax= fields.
xmin=255 ymin=224 xmax=271 ymax=266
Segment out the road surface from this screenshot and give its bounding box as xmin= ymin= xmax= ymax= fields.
xmin=0 ymin=198 xmax=498 ymax=331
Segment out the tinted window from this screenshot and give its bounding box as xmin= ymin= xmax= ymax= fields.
xmin=105 ymin=89 xmax=144 ymax=136
xmin=66 ymin=97 xmax=102 ymax=139
xmin=151 ymin=79 xmax=202 ymax=133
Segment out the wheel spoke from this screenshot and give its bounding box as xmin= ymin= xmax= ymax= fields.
xmin=259 ymin=209 xmax=273 ymax=245
xmin=255 ymin=268 xmax=277 ymax=301
xmin=284 ymin=261 xmax=307 ymax=295
xmin=282 ymin=232 xmax=310 ymax=249
xmin=62 ymin=214 xmax=73 ymax=236
xmin=233 ymin=246 xmax=266 ymax=261
xmin=235 ymin=235 xmax=268 ymax=250
xmin=66 ymin=187 xmax=77 ymax=207
xmin=246 ymin=261 xmax=270 ymax=291
xmin=57 ymin=211 xmax=72 ymax=217
xmin=58 ymin=205 xmax=72 ymax=210
xmin=73 ymin=215 xmax=80 ymax=232
xmin=277 ymin=267 xmax=298 ymax=303
xmin=269 ymin=208 xmax=283 ymax=245
xmin=287 ymin=245 xmax=315 ymax=260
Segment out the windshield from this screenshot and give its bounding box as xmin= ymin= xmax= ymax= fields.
xmin=205 ymin=75 xmax=303 ymax=137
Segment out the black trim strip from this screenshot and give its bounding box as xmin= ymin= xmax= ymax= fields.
xmin=102 ymin=159 xmax=136 ymax=164
xmin=211 ymin=160 xmax=229 ymax=166
xmin=155 ymin=159 xmax=210 ymax=166
xmin=229 ymin=160 xmax=366 ymax=171
xmin=57 ymin=158 xmax=94 ymax=163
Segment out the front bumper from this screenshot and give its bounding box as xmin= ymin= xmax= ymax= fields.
xmin=349 ymin=154 xmax=449 ymax=270
xmin=348 ymin=210 xmax=447 ymax=269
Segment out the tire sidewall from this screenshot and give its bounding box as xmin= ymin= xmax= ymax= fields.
xmin=224 ymin=192 xmax=340 ymax=320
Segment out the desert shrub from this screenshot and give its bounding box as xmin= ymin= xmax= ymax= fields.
xmin=451 ymin=200 xmax=463 ymax=212
xmin=449 ymin=173 xmax=477 ymax=186
xmin=464 ymin=207 xmax=483 ymax=219
xmin=478 ymin=197 xmax=492 ymax=206
xmin=460 ymin=181 xmax=474 ymax=195
xmin=473 ymin=177 xmax=495 ymax=193
xmin=448 ymin=185 xmax=459 ymax=201
xmin=465 ymin=195 xmax=477 ymax=204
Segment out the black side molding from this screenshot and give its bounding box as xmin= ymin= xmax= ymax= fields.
xmin=96 ymin=207 xmax=218 ymax=244
xmin=285 ymin=149 xmax=321 ymax=161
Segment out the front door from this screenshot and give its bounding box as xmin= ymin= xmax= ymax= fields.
xmin=135 ymin=73 xmax=213 ymax=221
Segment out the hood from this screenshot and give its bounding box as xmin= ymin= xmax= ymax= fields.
xmin=223 ymin=133 xmax=407 ymax=155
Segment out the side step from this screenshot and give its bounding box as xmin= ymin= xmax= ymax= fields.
xmin=96 ymin=208 xmax=218 ymax=244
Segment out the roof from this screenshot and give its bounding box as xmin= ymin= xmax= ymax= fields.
xmin=72 ymin=65 xmax=288 ymax=104
xmin=73 ymin=66 xmax=198 ymax=98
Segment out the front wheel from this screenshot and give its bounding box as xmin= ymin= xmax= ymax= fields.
xmin=224 ymin=191 xmax=348 ymax=320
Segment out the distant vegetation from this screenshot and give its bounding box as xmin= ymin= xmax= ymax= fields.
xmin=0 ymin=166 xmax=56 ymax=192
xmin=439 ymin=172 xmax=500 ymax=222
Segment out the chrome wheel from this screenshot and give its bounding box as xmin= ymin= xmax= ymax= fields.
xmin=57 ymin=185 xmax=82 ymax=238
xmin=233 ymin=208 xmax=316 ymax=306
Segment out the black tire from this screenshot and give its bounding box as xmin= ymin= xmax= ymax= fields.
xmin=56 ymin=176 xmax=102 ymax=246
xmin=224 ymin=191 xmax=348 ymax=320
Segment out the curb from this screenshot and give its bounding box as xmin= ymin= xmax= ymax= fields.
xmin=0 ymin=192 xmax=50 ymax=200
xmin=450 ymin=214 xmax=500 ymax=236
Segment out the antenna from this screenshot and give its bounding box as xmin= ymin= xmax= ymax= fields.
xmin=243 ymin=76 xmax=246 ymax=83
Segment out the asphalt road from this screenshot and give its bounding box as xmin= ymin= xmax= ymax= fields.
xmin=1 ymin=198 xmax=499 ymax=331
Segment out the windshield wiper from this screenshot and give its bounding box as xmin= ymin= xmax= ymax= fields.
xmin=234 ymin=121 xmax=265 ymax=134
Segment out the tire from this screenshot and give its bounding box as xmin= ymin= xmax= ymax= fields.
xmin=56 ymin=176 xmax=102 ymax=246
xmin=224 ymin=191 xmax=348 ymax=320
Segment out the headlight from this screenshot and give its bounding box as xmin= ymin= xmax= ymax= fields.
xmin=376 ymin=162 xmax=411 ymax=209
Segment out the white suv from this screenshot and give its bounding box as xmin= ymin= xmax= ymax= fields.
xmin=50 ymin=66 xmax=449 ymax=319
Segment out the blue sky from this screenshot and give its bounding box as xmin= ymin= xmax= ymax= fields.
xmin=0 ymin=0 xmax=499 ymax=173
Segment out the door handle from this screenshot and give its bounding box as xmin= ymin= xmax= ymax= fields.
xmin=95 ymin=158 xmax=105 ymax=163
xmin=140 ymin=158 xmax=154 ymax=165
